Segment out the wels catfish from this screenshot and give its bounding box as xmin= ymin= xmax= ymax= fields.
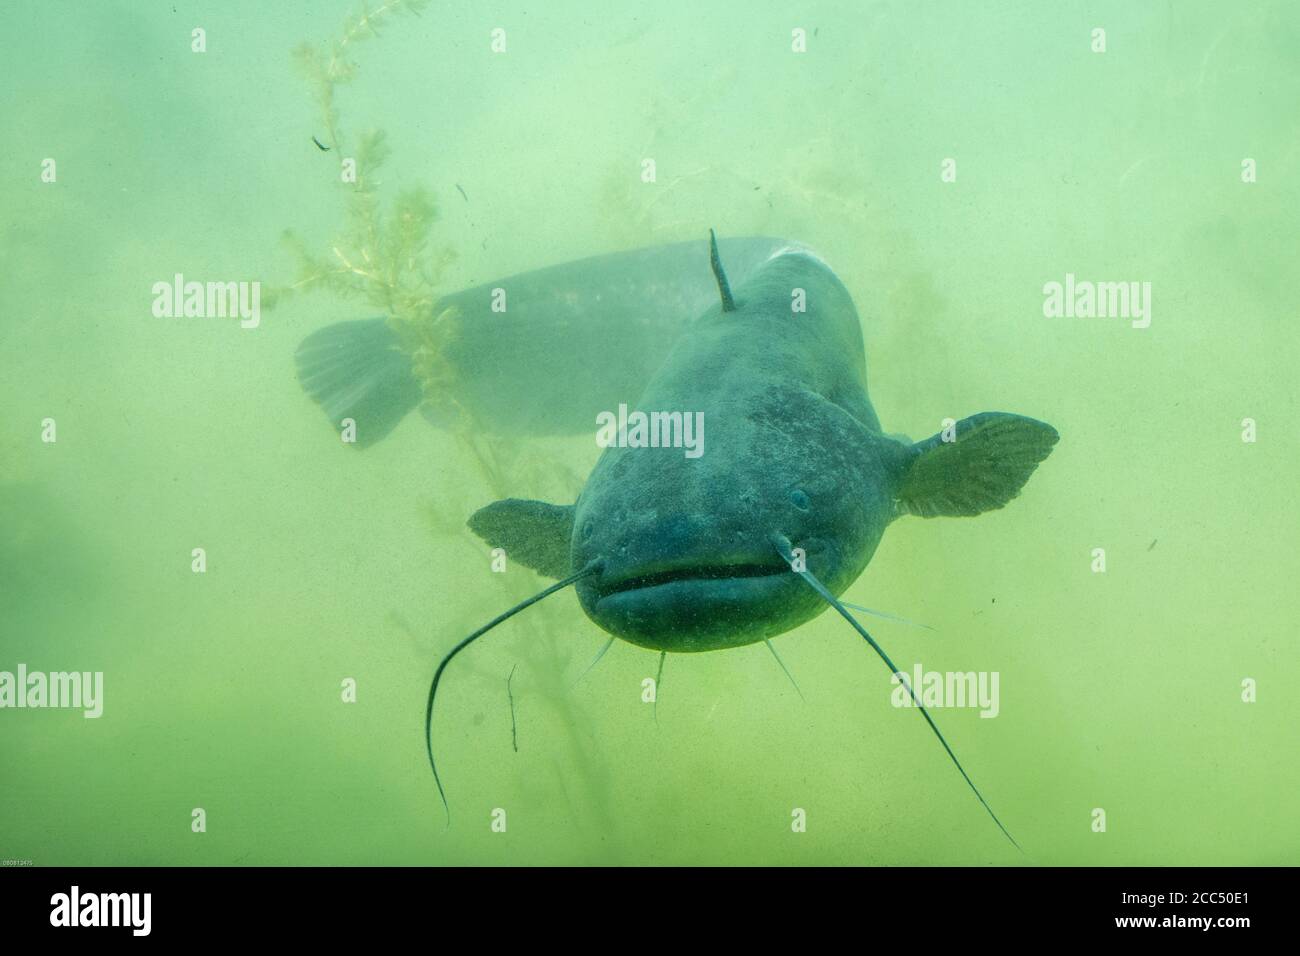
xmin=295 ymin=237 xmax=794 ymax=444
xmin=428 ymin=233 xmax=1058 ymax=848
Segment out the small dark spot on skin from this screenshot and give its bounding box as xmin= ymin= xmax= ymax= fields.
xmin=992 ymin=597 xmax=995 ymax=603
xmin=471 ymin=712 xmax=485 ymax=726
xmin=1148 ymin=539 xmax=1158 ymax=551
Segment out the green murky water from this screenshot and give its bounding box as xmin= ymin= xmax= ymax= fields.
xmin=2 ymin=0 xmax=1297 ymax=866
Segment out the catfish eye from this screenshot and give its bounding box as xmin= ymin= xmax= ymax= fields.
xmin=789 ymin=489 xmax=810 ymax=511
xmin=581 ymin=521 xmax=594 ymax=541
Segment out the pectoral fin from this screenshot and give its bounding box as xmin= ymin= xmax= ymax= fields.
xmin=467 ymin=499 xmax=575 ymax=578
xmin=895 ymin=412 xmax=1058 ymax=518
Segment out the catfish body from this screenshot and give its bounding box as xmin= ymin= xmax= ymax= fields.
xmin=470 ymin=246 xmax=1058 ymax=652
xmin=440 ymin=239 xmax=1057 ymax=843
xmin=295 ymin=237 xmax=795 ymax=444
xmin=572 ymin=250 xmax=906 ymax=651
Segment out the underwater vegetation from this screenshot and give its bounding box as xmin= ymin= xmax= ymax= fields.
xmin=268 ymin=0 xmax=464 ymax=423
xmin=410 ymin=442 xmax=626 ymax=854
xmin=274 ymin=0 xmax=628 ymax=854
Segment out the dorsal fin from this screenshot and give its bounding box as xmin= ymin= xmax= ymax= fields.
xmin=708 ymin=228 xmax=737 ymax=313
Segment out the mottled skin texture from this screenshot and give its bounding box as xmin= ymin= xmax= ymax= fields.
xmin=572 ymin=252 xmax=912 ymax=651
xmin=469 ymin=246 xmax=1058 ymax=657
xmin=450 ymin=244 xmax=1056 ymax=840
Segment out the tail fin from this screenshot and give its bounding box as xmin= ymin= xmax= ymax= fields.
xmin=294 ymin=318 xmax=422 ymax=448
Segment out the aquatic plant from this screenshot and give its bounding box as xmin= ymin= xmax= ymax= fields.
xmin=291 ymin=0 xmax=430 ymax=154
xmin=410 ymin=433 xmax=624 ymax=855
xmin=267 ymin=0 xmax=458 ymax=375
xmin=276 ymin=1 xmax=622 ymax=853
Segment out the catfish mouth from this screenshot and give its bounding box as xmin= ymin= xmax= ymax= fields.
xmin=598 ymin=560 xmax=790 ymax=598
xmin=585 ymin=554 xmax=802 ymax=651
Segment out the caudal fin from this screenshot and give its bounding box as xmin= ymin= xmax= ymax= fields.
xmin=294 ymin=318 xmax=422 ymax=448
